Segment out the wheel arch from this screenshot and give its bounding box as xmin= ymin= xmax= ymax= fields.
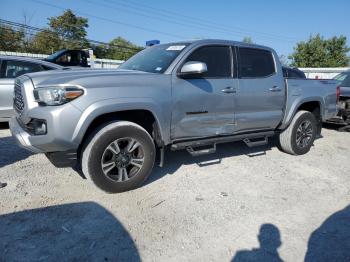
xmin=281 ymin=97 xmax=324 ymax=130
xmin=72 ymin=99 xmax=169 ymax=149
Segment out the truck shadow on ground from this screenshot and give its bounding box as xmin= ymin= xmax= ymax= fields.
xmin=0 ymin=202 xmax=140 ymax=261
xmin=147 ymin=139 xmax=276 ymax=186
xmin=0 ymin=122 xmax=32 ymax=168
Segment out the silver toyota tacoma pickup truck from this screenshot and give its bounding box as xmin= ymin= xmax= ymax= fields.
xmin=10 ymin=39 xmax=339 ymax=193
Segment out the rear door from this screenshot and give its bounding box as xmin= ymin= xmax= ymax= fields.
xmin=235 ymin=47 xmax=285 ymax=132
xmin=171 ymin=45 xmax=237 ymax=139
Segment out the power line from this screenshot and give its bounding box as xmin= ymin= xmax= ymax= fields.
xmin=106 ymin=0 xmax=297 ymax=43
xmin=0 ymin=18 xmax=142 ymax=52
xmin=29 ymin=0 xmax=187 ymax=40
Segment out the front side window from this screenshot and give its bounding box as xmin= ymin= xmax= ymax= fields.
xmin=1 ymin=60 xmax=43 ymax=78
xmin=119 ymin=43 xmax=189 ymax=73
xmin=239 ymin=48 xmax=275 ymax=78
xmin=185 ymin=46 xmax=231 ymax=78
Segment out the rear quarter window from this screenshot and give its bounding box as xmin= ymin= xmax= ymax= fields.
xmin=238 ymin=48 xmax=275 ymax=78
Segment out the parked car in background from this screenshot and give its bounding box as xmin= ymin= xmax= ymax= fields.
xmin=0 ymin=56 xmax=63 ymax=122
xmin=282 ymin=66 xmax=306 ymax=79
xmin=44 ymin=49 xmax=89 ymax=67
xmin=10 ymin=39 xmax=339 ymax=193
xmin=332 ymin=70 xmax=350 ymax=125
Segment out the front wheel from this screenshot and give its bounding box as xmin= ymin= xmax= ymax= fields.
xmin=81 ymin=121 xmax=156 ymax=193
xmin=278 ymin=110 xmax=317 ymax=155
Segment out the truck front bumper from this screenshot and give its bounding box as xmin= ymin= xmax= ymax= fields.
xmin=9 ymin=117 xmax=42 ymax=153
xmin=10 ymin=117 xmax=79 ymax=167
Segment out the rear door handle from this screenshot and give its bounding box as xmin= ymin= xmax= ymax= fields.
xmin=221 ymin=87 xmax=236 ymax=94
xmin=269 ymin=86 xmax=282 ymax=92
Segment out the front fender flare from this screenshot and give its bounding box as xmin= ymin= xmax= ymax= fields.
xmin=71 ymin=98 xmax=170 ymax=145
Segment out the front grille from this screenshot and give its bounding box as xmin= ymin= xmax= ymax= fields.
xmin=14 ymin=83 xmax=24 ymax=114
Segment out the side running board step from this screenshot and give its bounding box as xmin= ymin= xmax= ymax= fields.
xmin=171 ymin=131 xmax=275 ymax=151
xmin=243 ymin=137 xmax=269 ymax=147
xmin=186 ymin=144 xmax=216 ymax=156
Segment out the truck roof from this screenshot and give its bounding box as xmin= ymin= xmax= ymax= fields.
xmin=166 ymin=39 xmax=274 ymax=52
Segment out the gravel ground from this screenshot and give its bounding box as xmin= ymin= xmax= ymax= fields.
xmin=0 ymin=123 xmax=349 ymax=262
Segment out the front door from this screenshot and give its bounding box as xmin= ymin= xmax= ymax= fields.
xmin=171 ymin=45 xmax=237 ymax=140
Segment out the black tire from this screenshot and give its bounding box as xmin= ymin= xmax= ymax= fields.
xmin=81 ymin=121 xmax=156 ymax=193
xmin=278 ymin=110 xmax=317 ymax=155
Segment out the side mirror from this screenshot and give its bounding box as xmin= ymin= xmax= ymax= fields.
xmin=178 ymin=61 xmax=207 ymax=78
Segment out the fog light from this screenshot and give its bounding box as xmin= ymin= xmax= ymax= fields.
xmin=27 ymin=119 xmax=47 ymax=135
xmin=34 ymin=121 xmax=47 ymax=135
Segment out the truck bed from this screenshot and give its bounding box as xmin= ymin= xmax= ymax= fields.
xmin=281 ymin=79 xmax=338 ymax=129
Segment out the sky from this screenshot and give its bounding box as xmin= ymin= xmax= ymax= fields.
xmin=1 ymin=0 xmax=349 ymax=57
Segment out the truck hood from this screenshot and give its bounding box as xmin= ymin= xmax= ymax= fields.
xmin=26 ymin=69 xmax=154 ymax=87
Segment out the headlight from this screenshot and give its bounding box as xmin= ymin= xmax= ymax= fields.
xmin=33 ymin=86 xmax=84 ymax=106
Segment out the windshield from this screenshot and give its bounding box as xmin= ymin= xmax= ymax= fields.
xmin=46 ymin=50 xmax=66 ymax=61
xmin=119 ymin=43 xmax=189 ymax=73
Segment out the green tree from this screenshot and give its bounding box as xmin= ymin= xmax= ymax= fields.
xmin=30 ymin=30 xmax=61 ymax=54
xmin=29 ymin=9 xmax=90 ymax=54
xmin=105 ymin=37 xmax=142 ymax=60
xmin=48 ymin=9 xmax=89 ymax=49
xmin=0 ymin=25 xmax=24 ymax=51
xmin=242 ymin=37 xmax=253 ymax=44
xmin=289 ymin=34 xmax=350 ymax=67
xmin=92 ymin=44 xmax=109 ymax=59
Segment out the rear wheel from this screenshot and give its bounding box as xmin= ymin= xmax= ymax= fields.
xmin=82 ymin=121 xmax=156 ymax=193
xmin=278 ymin=110 xmax=317 ymax=155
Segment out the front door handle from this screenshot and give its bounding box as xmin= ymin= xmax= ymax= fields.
xmin=221 ymin=87 xmax=236 ymax=94
xmin=269 ymin=86 xmax=282 ymax=92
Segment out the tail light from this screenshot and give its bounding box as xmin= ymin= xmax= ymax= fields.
xmin=336 ymin=86 xmax=340 ymax=102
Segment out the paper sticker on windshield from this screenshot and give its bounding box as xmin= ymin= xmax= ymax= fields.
xmin=166 ymin=45 xmax=186 ymax=51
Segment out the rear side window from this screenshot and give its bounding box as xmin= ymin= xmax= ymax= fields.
xmin=239 ymin=48 xmax=275 ymax=78
xmin=185 ymin=46 xmax=231 ymax=78
xmin=0 ymin=60 xmax=43 ymax=78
